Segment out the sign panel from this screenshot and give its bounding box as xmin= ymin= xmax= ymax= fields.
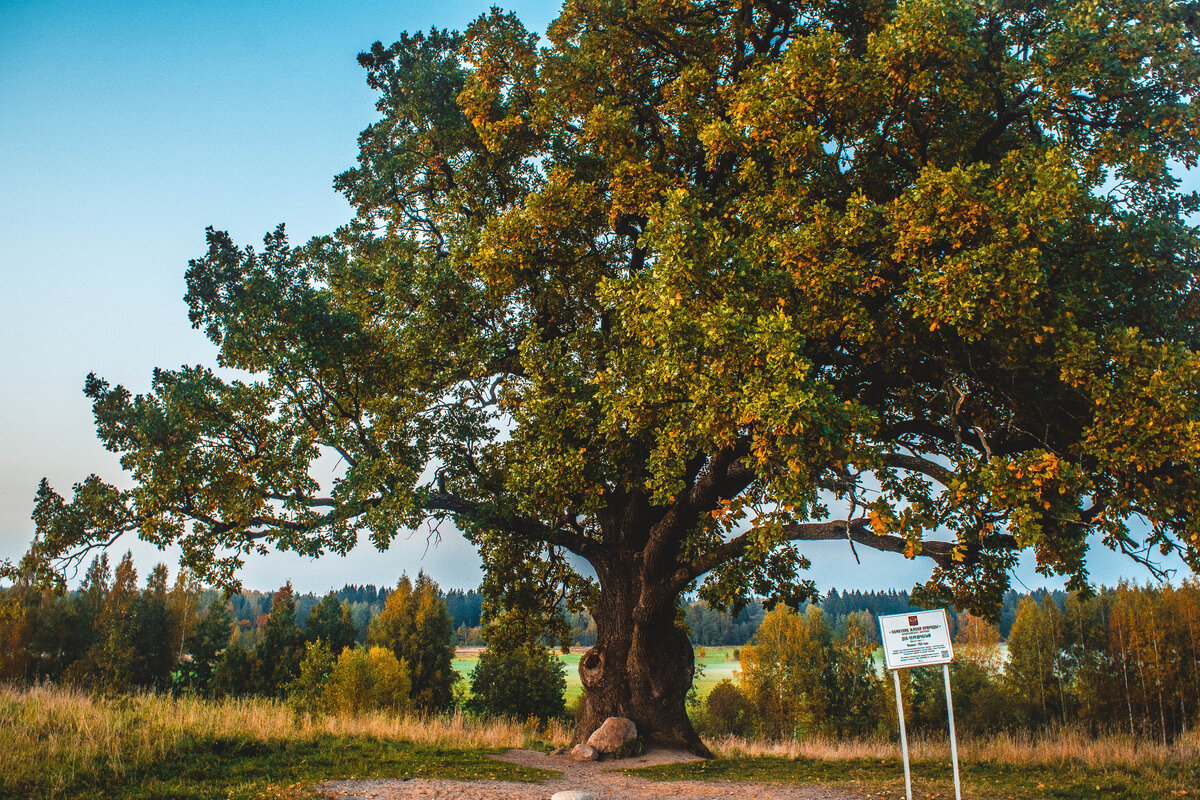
xmin=879 ymin=609 xmax=954 ymax=670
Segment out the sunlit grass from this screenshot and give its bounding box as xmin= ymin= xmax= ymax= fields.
xmin=8 ymin=682 xmax=1198 ymax=800
xmin=0 ymin=684 xmax=567 ymax=800
xmin=638 ymin=728 xmax=1200 ymax=800
xmin=708 ymin=725 xmax=1200 ymax=767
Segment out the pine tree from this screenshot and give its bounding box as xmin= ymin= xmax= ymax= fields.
xmin=304 ymin=592 xmax=357 ymax=654
xmin=367 ymin=573 xmax=455 ymax=711
xmin=253 ymin=583 xmax=305 ymax=696
xmin=183 ymin=598 xmax=233 ymax=695
xmin=130 ymin=563 xmax=175 ymax=689
xmin=72 ymin=551 xmax=139 ymax=693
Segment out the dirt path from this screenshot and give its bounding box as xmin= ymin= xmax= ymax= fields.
xmin=317 ymin=747 xmax=870 ymax=800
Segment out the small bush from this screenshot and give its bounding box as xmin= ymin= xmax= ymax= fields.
xmin=467 ymin=643 xmax=566 ymax=721
xmin=319 ymin=646 xmax=413 ymax=715
xmin=287 ymin=641 xmax=335 ymax=716
xmin=366 ymin=646 xmax=413 ymax=712
xmin=705 ymin=679 xmax=755 ymax=736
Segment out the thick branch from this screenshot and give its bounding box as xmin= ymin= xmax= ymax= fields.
xmin=880 ymin=452 xmax=956 ymax=487
xmin=689 ymin=517 xmax=1023 ymax=580
xmin=422 ymin=492 xmax=597 ymax=558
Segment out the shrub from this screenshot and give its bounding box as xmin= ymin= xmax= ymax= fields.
xmin=287 ymin=640 xmax=335 ymax=716
xmin=705 ymin=678 xmax=755 ymax=736
xmin=366 ymin=646 xmax=412 ymax=712
xmin=323 ymin=646 xmax=412 ymax=715
xmin=466 ymin=643 xmax=566 ymax=721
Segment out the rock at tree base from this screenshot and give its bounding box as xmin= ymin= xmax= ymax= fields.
xmin=569 ymin=743 xmax=599 ymax=761
xmin=551 ymin=793 xmax=598 ymax=800
xmin=586 ymin=716 xmax=638 ymax=754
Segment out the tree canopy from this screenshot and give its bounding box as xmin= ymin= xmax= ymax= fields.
xmin=15 ymin=0 xmax=1200 ymax=750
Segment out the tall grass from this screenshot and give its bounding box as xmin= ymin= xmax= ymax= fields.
xmin=709 ymin=725 xmax=1200 ymax=769
xmin=0 ymin=684 xmax=570 ymax=798
xmin=6 ymin=683 xmax=1198 ymax=800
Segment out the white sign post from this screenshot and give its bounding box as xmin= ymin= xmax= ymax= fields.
xmin=879 ymin=609 xmax=961 ymax=800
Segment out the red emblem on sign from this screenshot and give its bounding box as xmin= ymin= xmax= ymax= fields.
xmin=908 ymin=615 xmax=919 ymax=626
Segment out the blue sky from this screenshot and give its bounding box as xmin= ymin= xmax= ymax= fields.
xmin=0 ymin=0 xmax=1190 ymax=595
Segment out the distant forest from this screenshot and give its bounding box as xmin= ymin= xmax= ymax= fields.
xmin=7 ymin=555 xmax=1197 ymax=740
xmin=219 ymin=582 xmax=1033 ymax=649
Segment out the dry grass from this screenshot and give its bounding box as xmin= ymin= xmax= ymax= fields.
xmin=709 ymin=725 xmax=1200 ymax=769
xmin=7 ymin=682 xmax=1199 ymax=800
xmin=0 ymin=683 xmax=571 ymax=798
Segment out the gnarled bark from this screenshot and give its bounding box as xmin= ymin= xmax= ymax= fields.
xmin=573 ymin=540 xmax=712 ymax=757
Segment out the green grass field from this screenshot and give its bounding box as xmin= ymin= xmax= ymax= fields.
xmin=6 ymin=685 xmax=1197 ymax=800
xmin=452 ymin=645 xmax=743 ymax=702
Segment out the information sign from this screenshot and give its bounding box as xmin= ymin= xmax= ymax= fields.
xmin=879 ymin=609 xmax=954 ymax=670
xmin=879 ymin=608 xmax=961 ymax=800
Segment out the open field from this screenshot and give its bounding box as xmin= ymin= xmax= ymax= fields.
xmin=452 ymin=645 xmax=743 ymax=702
xmin=4 ymin=684 xmax=1198 ymax=800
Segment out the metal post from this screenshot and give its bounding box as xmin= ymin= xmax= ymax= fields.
xmin=943 ymin=663 xmax=962 ymax=800
xmin=892 ymin=668 xmax=912 ymax=800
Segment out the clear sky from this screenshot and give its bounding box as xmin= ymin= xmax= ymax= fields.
xmin=1 ymin=0 xmax=1191 ymax=596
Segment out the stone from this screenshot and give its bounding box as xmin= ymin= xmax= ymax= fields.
xmin=585 ymin=716 xmax=638 ymax=754
xmin=551 ymin=793 xmax=598 ymax=800
xmin=569 ymin=743 xmax=599 ymax=762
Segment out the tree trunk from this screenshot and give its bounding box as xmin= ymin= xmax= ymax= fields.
xmin=574 ymin=544 xmax=712 ymax=757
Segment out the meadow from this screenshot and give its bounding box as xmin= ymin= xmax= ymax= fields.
xmin=452 ymin=645 xmax=744 ymax=702
xmin=5 ymin=682 xmax=1198 ymax=800
xmin=0 ymin=684 xmax=565 ymax=800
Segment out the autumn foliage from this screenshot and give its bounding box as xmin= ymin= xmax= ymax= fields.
xmin=12 ymin=0 xmax=1200 ymax=749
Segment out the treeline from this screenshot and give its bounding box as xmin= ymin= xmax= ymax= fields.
xmin=683 ymin=587 xmax=997 ymax=647
xmin=1 ymin=553 xmax=199 ymax=692
xmin=0 ymin=553 xmax=461 ymax=710
xmin=0 ymin=552 xmax=571 ymax=723
xmin=699 ymin=582 xmax=1200 ymax=743
xmin=4 ymin=563 xmax=999 ymax=658
xmin=223 ymin=585 xmax=483 ymax=649
xmin=6 ymin=553 xmax=1197 ymax=742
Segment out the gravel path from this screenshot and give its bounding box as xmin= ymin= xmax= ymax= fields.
xmin=317 ymin=748 xmax=871 ymax=800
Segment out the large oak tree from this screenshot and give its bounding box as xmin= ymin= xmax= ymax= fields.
xmin=21 ymin=0 xmax=1200 ymax=752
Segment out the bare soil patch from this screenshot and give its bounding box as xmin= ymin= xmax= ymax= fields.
xmin=317 ymin=747 xmax=870 ymax=800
